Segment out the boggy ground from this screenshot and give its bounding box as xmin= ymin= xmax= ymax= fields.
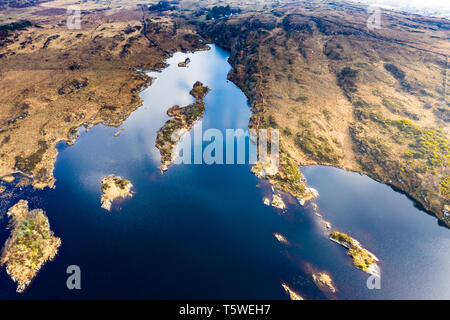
xmin=0 ymin=0 xmax=207 ymax=189
xmin=196 ymin=0 xmax=450 ymax=227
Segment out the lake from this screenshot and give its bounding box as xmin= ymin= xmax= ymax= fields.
xmin=0 ymin=44 xmax=448 ymax=299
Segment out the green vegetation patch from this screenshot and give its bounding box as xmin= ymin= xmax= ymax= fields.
xmin=205 ymin=5 xmax=241 ymax=20
xmin=271 ymin=152 xmax=306 ymax=196
xmin=113 ymin=177 xmax=131 ymax=190
xmin=440 ymin=176 xmax=450 ymax=198
xmin=330 ymin=232 xmax=377 ymax=272
xmin=380 ymin=98 xmax=418 ymax=120
xmin=296 ymin=129 xmax=340 ymax=164
xmin=14 ymin=140 xmax=48 ymax=173
xmin=337 ymin=67 xmax=359 ymax=98
xmin=384 ymin=63 xmax=405 ymax=81
xmin=148 ymin=1 xmax=177 ymax=12
xmin=0 ymin=20 xmax=32 ymax=32
xmin=388 ymin=120 xmax=450 ymax=168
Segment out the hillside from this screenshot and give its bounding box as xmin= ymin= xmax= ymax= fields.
xmin=196 ymin=0 xmax=450 ymax=226
xmin=0 ymin=0 xmax=448 ymax=226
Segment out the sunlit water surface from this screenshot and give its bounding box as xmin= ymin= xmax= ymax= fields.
xmin=0 ymin=45 xmax=448 ymax=299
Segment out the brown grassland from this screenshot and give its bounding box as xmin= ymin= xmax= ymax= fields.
xmin=0 ymin=0 xmax=449 ymax=226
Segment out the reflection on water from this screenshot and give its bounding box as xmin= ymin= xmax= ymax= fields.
xmin=0 ymin=45 xmax=448 ymax=299
xmin=302 ymin=165 xmax=450 ymax=299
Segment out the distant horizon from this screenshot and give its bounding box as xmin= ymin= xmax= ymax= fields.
xmin=347 ymin=0 xmax=450 ymax=18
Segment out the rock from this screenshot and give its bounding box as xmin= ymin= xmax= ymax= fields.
xmin=322 ymin=221 xmax=332 ymax=229
xmin=443 ymin=205 xmax=450 ymax=218
xmin=273 ymin=232 xmax=290 ymax=245
xmin=272 ymin=194 xmax=286 ymax=209
xmin=298 ymin=187 xmax=319 ymax=206
xmin=251 ymin=156 xmax=279 ymax=177
xmin=2 ymin=175 xmax=15 ymax=183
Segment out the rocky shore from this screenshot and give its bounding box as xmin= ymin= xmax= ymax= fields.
xmin=252 ymin=151 xmax=319 ymax=207
xmin=100 ymin=175 xmax=134 ymax=211
xmin=155 ymin=81 xmax=210 ymax=171
xmin=0 ymin=200 xmax=61 ymax=293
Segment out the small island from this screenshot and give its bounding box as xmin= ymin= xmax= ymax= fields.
xmin=101 ymin=175 xmax=134 ymax=211
xmin=155 ymin=81 xmax=210 ymax=171
xmin=281 ymin=282 xmax=303 ymax=300
xmin=0 ymin=200 xmax=61 ymax=293
xmin=312 ymin=272 xmax=336 ymax=293
xmin=178 ymin=57 xmax=191 ymax=67
xmin=329 ymin=231 xmax=380 ymax=276
xmin=271 ymin=194 xmax=286 ymax=209
xmin=273 ymin=232 xmax=290 ymax=245
xmin=2 ymin=175 xmax=15 ymax=183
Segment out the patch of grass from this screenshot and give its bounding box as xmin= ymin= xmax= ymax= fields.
xmin=337 ymin=67 xmax=358 ymax=98
xmin=113 ymin=177 xmax=131 ymax=189
xmin=381 ymin=98 xmax=418 ymax=119
xmin=283 ymin=128 xmax=292 ymax=136
xmin=270 ymin=152 xmax=306 ymax=196
xmin=382 ymin=98 xmax=403 ymax=114
xmin=330 ymin=232 xmax=377 ymax=272
xmin=388 ymin=119 xmax=450 ymax=168
xmin=294 ymin=95 xmax=308 ymax=102
xmin=322 ymin=109 xmax=331 ymax=120
xmin=440 ymin=176 xmax=450 ymax=198
xmin=384 ymin=63 xmax=405 ymax=81
xmin=0 ymin=20 xmax=32 ymax=32
xmin=296 ymin=130 xmax=340 ymax=164
xmin=14 ymin=140 xmax=48 ymax=173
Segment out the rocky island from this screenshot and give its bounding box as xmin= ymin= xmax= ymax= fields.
xmin=100 ymin=175 xmax=134 ymax=211
xmin=281 ymin=282 xmax=303 ymax=300
xmin=0 ymin=200 xmax=61 ymax=293
xmin=329 ymin=232 xmax=380 ymax=276
xmin=271 ymin=194 xmax=286 ymax=210
xmin=273 ymin=232 xmax=290 ymax=245
xmin=178 ymin=58 xmax=191 ymax=67
xmin=312 ymin=272 xmax=336 ymax=293
xmin=155 ymin=81 xmax=210 ymax=171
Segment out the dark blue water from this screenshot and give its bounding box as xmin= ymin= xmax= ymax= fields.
xmin=0 ymin=45 xmax=448 ymax=299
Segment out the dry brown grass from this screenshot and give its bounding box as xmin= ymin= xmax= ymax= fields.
xmin=201 ymin=0 xmax=450 ymax=225
xmin=0 ymin=1 xmax=207 ymax=187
